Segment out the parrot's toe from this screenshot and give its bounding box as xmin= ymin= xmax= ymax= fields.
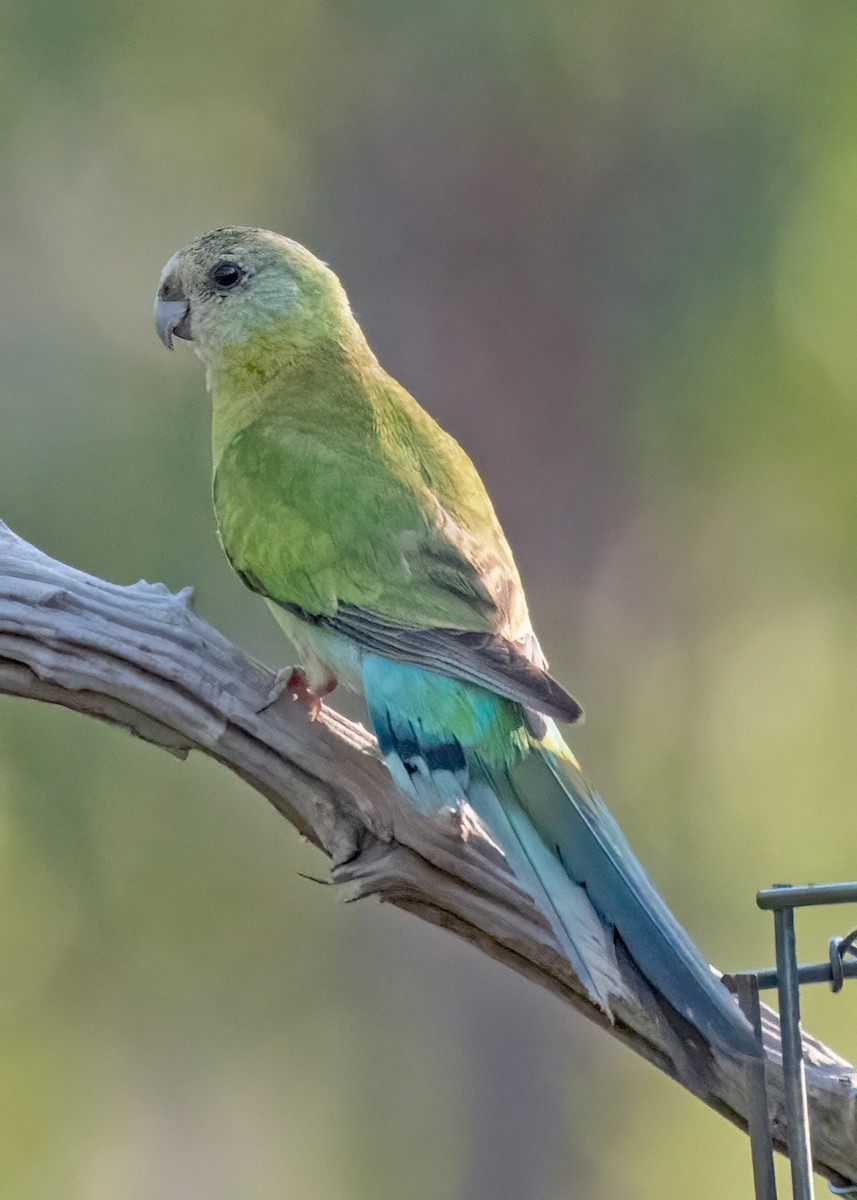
xmin=258 ymin=666 xmax=335 ymax=720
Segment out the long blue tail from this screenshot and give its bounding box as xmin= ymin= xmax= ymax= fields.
xmin=507 ymin=731 xmax=758 ymax=1057
xmin=363 ymin=656 xmax=758 ymax=1061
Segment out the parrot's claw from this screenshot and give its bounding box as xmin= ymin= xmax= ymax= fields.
xmin=258 ymin=666 xmax=333 ymax=721
xmin=284 ymin=666 xmax=325 ymax=720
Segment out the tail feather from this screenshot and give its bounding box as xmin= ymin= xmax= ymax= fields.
xmin=374 ymin=709 xmax=623 ymax=1009
xmin=512 ymin=734 xmax=759 ymax=1059
xmin=466 ymin=771 xmax=624 ymax=1011
xmin=363 ymin=657 xmax=757 ymax=1060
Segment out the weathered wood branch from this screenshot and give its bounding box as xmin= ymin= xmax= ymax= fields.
xmin=1 ymin=520 xmax=855 ymax=1186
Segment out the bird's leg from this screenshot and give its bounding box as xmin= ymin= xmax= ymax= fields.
xmin=258 ymin=665 xmax=336 ymax=720
xmin=284 ymin=666 xmax=336 ymax=720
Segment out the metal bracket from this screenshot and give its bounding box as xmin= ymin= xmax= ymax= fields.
xmin=722 ymin=881 xmax=857 ymax=1200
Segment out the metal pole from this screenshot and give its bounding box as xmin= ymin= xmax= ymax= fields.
xmin=758 ymin=882 xmax=857 ymax=910
xmin=774 ymin=905 xmax=815 ymax=1200
xmin=735 ymin=974 xmax=778 ymax=1200
xmin=748 ymin=960 xmax=857 ymax=991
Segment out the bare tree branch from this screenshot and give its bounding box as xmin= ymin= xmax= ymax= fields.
xmin=1 ymin=520 xmax=855 ymax=1187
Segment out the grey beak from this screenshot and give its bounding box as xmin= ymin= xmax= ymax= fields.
xmin=154 ymin=296 xmax=192 ymax=349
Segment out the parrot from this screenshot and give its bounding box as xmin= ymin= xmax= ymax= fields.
xmin=154 ymin=227 xmax=756 ymax=1060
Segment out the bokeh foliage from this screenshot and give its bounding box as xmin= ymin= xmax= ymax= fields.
xmin=1 ymin=0 xmax=856 ymax=1195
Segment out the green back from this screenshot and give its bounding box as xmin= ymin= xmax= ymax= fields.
xmin=213 ymin=360 xmax=531 ymax=638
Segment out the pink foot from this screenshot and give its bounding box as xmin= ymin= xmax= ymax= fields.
xmin=280 ymin=667 xmax=333 ymax=720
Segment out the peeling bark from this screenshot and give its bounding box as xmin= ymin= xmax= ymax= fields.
xmin=1 ymin=521 xmax=855 ymax=1187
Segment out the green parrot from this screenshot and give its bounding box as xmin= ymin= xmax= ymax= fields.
xmin=154 ymin=227 xmax=755 ymax=1057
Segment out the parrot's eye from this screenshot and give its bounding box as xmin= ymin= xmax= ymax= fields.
xmin=210 ymin=261 xmax=244 ymax=290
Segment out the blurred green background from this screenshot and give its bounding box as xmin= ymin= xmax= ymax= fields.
xmin=1 ymin=0 xmax=856 ymax=1196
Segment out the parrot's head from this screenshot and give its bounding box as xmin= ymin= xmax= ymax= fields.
xmin=154 ymin=227 xmax=360 ymax=376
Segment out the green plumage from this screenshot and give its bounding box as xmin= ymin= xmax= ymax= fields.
xmin=179 ymin=229 xmax=581 ymax=723
xmin=213 ymin=377 xmax=520 ymax=630
xmin=155 ymin=227 xmax=757 ymax=1058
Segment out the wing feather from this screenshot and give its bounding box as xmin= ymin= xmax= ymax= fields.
xmin=266 ymin=596 xmax=582 ymax=724
xmin=216 ymin=413 xmax=583 ymax=724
